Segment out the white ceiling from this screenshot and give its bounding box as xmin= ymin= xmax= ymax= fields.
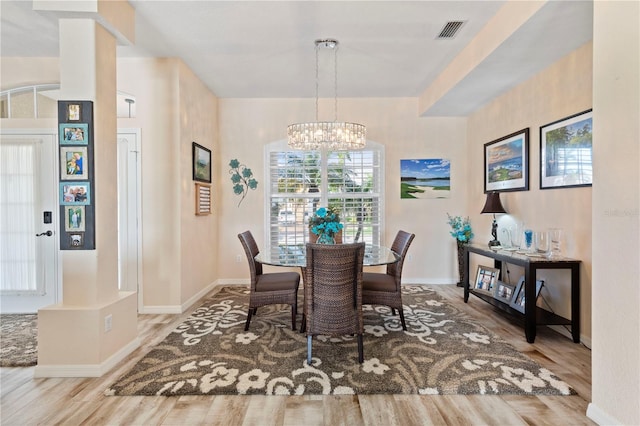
xmin=1 ymin=1 xmax=593 ymax=116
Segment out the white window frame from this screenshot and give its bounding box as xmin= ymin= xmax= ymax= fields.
xmin=264 ymin=139 xmax=384 ymax=261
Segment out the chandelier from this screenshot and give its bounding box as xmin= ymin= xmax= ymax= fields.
xmin=287 ymin=39 xmax=366 ymax=151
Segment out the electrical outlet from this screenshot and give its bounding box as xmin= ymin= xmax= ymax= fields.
xmin=104 ymin=314 xmax=112 ymax=332
xmin=236 ymin=254 xmax=242 ymax=263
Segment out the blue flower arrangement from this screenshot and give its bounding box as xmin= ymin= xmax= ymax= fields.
xmin=309 ymin=207 xmax=343 ymax=243
xmin=447 ymin=213 xmax=474 ymax=243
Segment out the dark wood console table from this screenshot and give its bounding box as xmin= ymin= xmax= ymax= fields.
xmin=463 ymin=244 xmax=580 ymax=344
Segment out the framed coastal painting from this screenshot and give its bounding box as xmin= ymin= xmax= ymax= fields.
xmin=484 ymin=129 xmax=529 ymax=193
xmin=400 ymin=158 xmax=450 ymax=199
xmin=192 ymin=142 xmax=212 ymax=183
xmin=540 ymin=109 xmax=592 ymax=189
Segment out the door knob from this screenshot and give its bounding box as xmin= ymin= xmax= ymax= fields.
xmin=36 ymin=230 xmax=53 ymax=237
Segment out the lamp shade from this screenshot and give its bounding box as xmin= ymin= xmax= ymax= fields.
xmin=481 ymin=191 xmax=506 ymax=214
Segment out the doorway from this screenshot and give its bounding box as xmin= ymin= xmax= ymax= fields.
xmin=0 ymin=131 xmax=59 ymax=313
xmin=117 ymin=130 xmax=143 ymax=310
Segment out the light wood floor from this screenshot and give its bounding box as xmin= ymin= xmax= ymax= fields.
xmin=1 ymin=285 xmax=594 ymax=426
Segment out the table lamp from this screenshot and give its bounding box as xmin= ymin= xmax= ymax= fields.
xmin=481 ymin=191 xmax=507 ymax=247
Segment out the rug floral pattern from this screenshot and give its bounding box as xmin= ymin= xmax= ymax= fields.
xmin=106 ymin=286 xmax=573 ymax=396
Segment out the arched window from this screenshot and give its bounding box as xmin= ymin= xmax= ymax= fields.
xmin=265 ymin=140 xmax=384 ymax=262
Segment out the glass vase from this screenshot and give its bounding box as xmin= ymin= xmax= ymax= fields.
xmin=317 ymin=233 xmax=336 ymax=245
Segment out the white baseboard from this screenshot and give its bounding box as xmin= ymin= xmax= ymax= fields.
xmin=586 ymin=403 xmax=623 ymax=425
xmin=34 ymin=337 xmax=140 ymax=378
xmin=180 ymin=282 xmax=217 ymax=312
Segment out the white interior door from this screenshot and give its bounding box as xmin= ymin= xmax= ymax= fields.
xmin=117 ymin=130 xmax=142 ymax=309
xmin=0 ymin=132 xmax=59 ymax=313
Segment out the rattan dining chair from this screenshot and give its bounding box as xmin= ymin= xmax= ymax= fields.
xmin=304 ymin=242 xmax=366 ymax=364
xmin=238 ymin=230 xmax=300 ymax=331
xmin=362 ymin=230 xmax=415 ymax=330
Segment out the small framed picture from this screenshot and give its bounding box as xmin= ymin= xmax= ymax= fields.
xmin=473 ymin=265 xmax=500 ymax=295
xmin=59 ymin=123 xmax=89 ymax=145
xmin=494 ymin=281 xmax=515 ymax=304
xmin=540 ymin=109 xmax=592 ymax=189
xmin=64 ymin=206 xmax=85 ymax=232
xmin=509 ymin=276 xmax=545 ymax=313
xmin=67 ymin=104 xmax=81 ymax=121
xmin=60 ymin=182 xmax=91 ymax=206
xmin=484 ymin=128 xmax=529 ymax=193
xmin=69 ymin=232 xmax=84 ymax=248
xmin=192 ymin=142 xmax=212 ymax=183
xmin=60 ymin=147 xmax=88 ymax=180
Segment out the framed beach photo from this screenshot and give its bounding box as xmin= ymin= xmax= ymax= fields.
xmin=494 ymin=281 xmax=515 ymax=304
xmin=484 ymin=128 xmax=529 ymax=193
xmin=64 ymin=206 xmax=85 ymax=232
xmin=192 ymin=142 xmax=212 ymax=183
xmin=59 ymin=123 xmax=89 ymax=145
xmin=540 ymin=109 xmax=592 ymax=189
xmin=400 ymin=158 xmax=451 ymax=199
xmin=510 ymin=276 xmax=544 ymax=313
xmin=473 ymin=265 xmax=500 ymax=295
xmin=59 ymin=182 xmax=91 ymax=206
xmin=60 ymin=147 xmax=88 ymax=180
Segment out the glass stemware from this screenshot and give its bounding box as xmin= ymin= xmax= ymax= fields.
xmin=535 ymin=231 xmax=549 ymax=255
xmin=523 ymin=229 xmax=534 ymax=253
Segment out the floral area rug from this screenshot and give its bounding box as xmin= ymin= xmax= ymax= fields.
xmin=0 ymin=314 xmax=38 ymax=367
xmin=106 ymin=285 xmax=574 ymax=396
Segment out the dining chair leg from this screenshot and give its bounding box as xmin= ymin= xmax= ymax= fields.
xmin=307 ymin=336 xmax=312 ymax=365
xmin=291 ymin=303 xmax=297 ymax=331
xmin=300 ymin=314 xmax=306 ymax=333
xmin=357 ymin=334 xmax=364 ymax=364
xmin=244 ymin=309 xmax=253 ymax=331
xmin=253 ymin=307 xmax=257 ymax=315
xmin=399 ymin=308 xmax=407 ymax=331
xmin=391 ymin=308 xmax=397 ymax=315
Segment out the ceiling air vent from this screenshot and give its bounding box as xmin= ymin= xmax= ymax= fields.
xmin=437 ymin=21 xmax=465 ymax=39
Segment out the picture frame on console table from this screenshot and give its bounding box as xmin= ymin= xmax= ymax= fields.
xmin=509 ymin=276 xmax=544 ymax=313
xmin=484 ymin=128 xmax=529 ymax=193
xmin=540 ymin=109 xmax=592 ymax=189
xmin=493 ymin=281 xmax=515 ymax=304
xmin=473 ymin=265 xmax=499 ymax=295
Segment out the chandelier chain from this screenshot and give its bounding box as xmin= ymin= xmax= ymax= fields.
xmin=334 ymin=42 xmax=338 ymax=123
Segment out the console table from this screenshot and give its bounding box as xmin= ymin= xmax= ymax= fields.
xmin=463 ymin=244 xmax=580 ymax=344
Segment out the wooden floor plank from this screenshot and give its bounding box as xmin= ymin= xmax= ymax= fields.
xmin=0 ymin=284 xmax=594 ymax=426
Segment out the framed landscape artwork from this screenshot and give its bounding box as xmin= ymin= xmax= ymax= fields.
xmin=540 ymin=109 xmax=593 ymax=189
xmin=484 ymin=129 xmax=529 ymax=193
xmin=192 ymin=142 xmax=212 ymax=183
xmin=400 ymin=158 xmax=450 ymax=199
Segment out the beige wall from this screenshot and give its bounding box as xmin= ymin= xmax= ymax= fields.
xmin=590 ymin=1 xmax=640 ymax=424
xmin=217 ymin=97 xmax=468 ymax=282
xmin=177 ymin=61 xmax=218 ymax=305
xmin=117 ymin=58 xmax=218 ymax=310
xmin=467 ymin=42 xmax=593 ymax=342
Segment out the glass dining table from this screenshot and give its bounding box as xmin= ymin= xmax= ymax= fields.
xmin=255 ymin=244 xmax=400 ymax=267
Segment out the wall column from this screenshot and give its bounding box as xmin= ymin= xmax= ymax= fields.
xmin=34 ymin=1 xmax=139 ymax=377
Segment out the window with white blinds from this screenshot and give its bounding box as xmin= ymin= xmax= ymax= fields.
xmin=266 ymin=141 xmax=383 ymax=262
